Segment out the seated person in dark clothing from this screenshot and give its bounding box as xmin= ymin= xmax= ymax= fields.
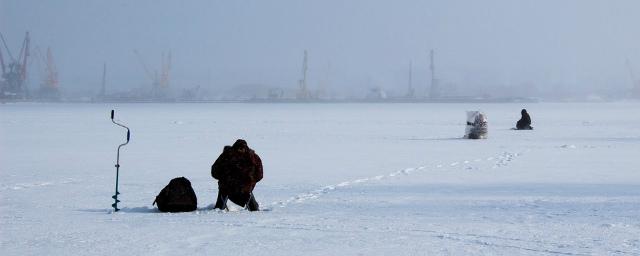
xmin=211 ymin=139 xmax=263 ymax=211
xmin=516 ymin=109 xmax=533 ymax=130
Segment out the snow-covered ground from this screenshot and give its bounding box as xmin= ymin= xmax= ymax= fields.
xmin=1 ymin=102 xmax=639 ymax=255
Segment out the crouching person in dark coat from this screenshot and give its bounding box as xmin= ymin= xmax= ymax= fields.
xmin=211 ymin=139 xmax=263 ymax=211
xmin=516 ymin=109 xmax=533 ymax=130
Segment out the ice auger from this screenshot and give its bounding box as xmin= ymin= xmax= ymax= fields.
xmin=110 ymin=110 xmax=130 ymax=212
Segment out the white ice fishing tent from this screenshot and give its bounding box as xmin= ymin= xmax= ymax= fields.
xmin=464 ymin=111 xmax=488 ymax=139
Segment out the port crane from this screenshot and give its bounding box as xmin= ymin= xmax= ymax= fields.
xmin=626 ymin=59 xmax=640 ymax=98
xmin=0 ymin=32 xmax=30 ymax=99
xmin=133 ymin=49 xmax=171 ymax=98
xmin=296 ymin=50 xmax=310 ymax=100
xmin=33 ymin=46 xmax=59 ymax=98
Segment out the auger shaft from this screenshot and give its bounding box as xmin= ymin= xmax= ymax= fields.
xmin=111 ymin=110 xmax=130 ymax=212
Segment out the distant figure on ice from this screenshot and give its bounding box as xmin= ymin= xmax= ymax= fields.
xmin=464 ymin=111 xmax=488 ymax=139
xmin=516 ymin=109 xmax=533 ymax=130
xmin=211 ymin=139 xmax=263 ymax=211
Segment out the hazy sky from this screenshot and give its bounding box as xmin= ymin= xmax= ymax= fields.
xmin=2 ymin=0 xmax=639 ymax=95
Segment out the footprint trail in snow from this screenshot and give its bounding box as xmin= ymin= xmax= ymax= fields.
xmin=271 ymin=150 xmax=526 ymax=208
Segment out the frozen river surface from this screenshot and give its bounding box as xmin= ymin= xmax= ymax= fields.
xmin=1 ymin=102 xmax=639 ymax=255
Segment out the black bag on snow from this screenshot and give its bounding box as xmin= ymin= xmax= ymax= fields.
xmin=153 ymin=177 xmax=198 ymax=212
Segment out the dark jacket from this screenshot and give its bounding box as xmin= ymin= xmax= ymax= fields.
xmin=516 ymin=109 xmax=532 ymax=130
xmin=211 ymin=140 xmax=263 ymax=202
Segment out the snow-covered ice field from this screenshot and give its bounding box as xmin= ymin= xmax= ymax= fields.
xmin=1 ymin=102 xmax=639 ymax=255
